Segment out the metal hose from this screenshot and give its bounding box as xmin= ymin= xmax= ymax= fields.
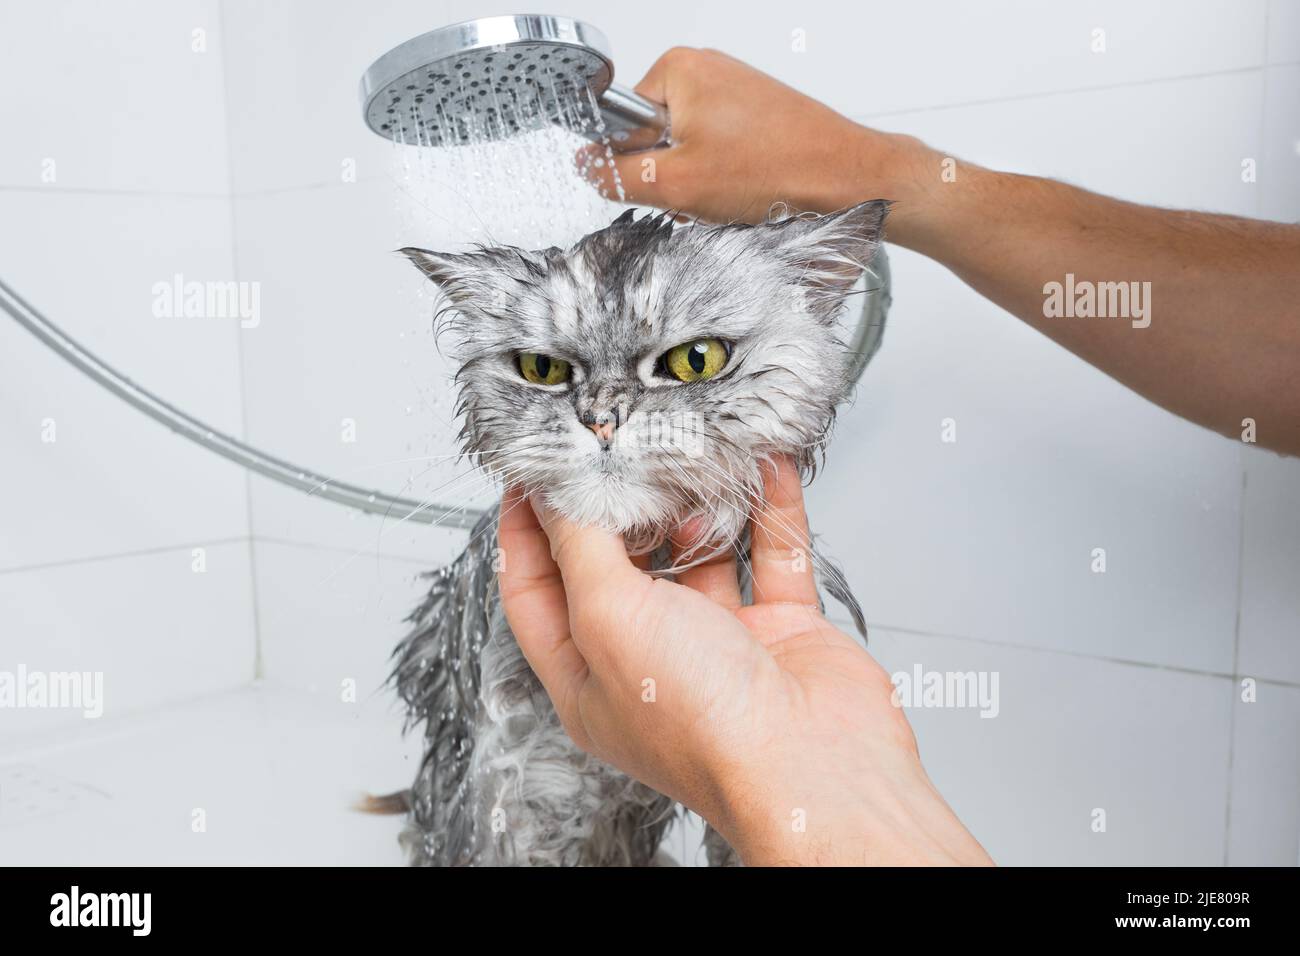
xmin=0 ymin=275 xmax=484 ymax=530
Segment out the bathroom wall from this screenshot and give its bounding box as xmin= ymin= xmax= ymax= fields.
xmin=0 ymin=0 xmax=256 ymax=739
xmin=1 ymin=0 xmax=1295 ymax=865
xmin=217 ymin=0 xmax=1300 ymax=865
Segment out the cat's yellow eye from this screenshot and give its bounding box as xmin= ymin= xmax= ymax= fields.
xmin=518 ymin=352 xmax=571 ymax=385
xmin=664 ymin=339 xmax=728 ymax=382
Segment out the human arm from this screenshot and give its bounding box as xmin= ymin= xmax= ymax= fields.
xmin=584 ymin=48 xmax=1300 ymax=454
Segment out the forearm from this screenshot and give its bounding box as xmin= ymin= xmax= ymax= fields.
xmin=711 ymin=745 xmax=995 ymax=867
xmin=845 ymin=130 xmax=1300 ymax=454
xmin=605 ymin=49 xmax=1299 ymax=452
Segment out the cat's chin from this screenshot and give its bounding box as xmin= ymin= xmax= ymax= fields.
xmin=536 ymin=476 xmax=748 ymax=562
xmin=536 ymin=475 xmax=677 ymax=545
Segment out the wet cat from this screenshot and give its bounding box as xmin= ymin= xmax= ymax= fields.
xmin=385 ymin=201 xmax=886 ymax=865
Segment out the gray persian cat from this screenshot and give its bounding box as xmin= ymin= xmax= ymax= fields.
xmin=383 ymin=200 xmax=886 ymax=866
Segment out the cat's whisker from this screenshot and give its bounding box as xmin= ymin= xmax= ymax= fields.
xmin=318 ymin=464 xmax=526 ymax=588
xmin=665 ymin=460 xmax=840 ymax=634
xmin=370 ymin=453 xmax=508 ymax=531
xmin=656 ymin=466 xmax=758 ymax=583
xmin=460 ymin=489 xmax=532 ymax=555
xmin=676 ymin=452 xmax=845 ymax=580
xmin=300 ymin=451 xmax=499 ymax=501
xmin=685 ymin=454 xmax=862 ymax=631
xmin=647 ymin=452 xmax=751 ymax=575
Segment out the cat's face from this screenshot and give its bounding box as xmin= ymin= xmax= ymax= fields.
xmin=404 ymin=201 xmax=886 ymax=553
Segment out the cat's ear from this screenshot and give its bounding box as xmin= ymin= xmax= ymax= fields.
xmin=770 ymin=199 xmax=889 ymax=314
xmin=399 ymin=247 xmax=487 ymax=305
xmin=400 ymin=246 xmax=553 ymax=313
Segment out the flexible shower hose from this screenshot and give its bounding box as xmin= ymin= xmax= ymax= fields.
xmin=0 ymin=275 xmax=482 ymax=530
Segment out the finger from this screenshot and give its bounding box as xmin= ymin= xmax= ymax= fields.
xmin=670 ymin=515 xmax=742 ymax=611
xmin=531 ymin=494 xmax=642 ymax=596
xmin=531 ymin=496 xmax=652 ymax=678
xmin=750 ymin=455 xmax=818 ymax=607
xmin=629 ymin=47 xmax=681 ymax=107
xmin=496 ymin=487 xmax=589 ymax=723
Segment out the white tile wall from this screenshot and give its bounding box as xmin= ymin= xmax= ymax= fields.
xmin=219 ymin=0 xmax=457 ymax=194
xmin=1226 ymin=679 xmax=1300 ymax=865
xmin=863 ymin=70 xmax=1266 ymax=212
xmin=2 ymin=0 xmax=1294 ymax=866
xmin=0 ymin=0 xmax=231 ymax=193
xmin=864 ymin=628 xmax=1235 ymax=865
xmin=809 ymin=239 xmax=1243 ymax=674
xmin=251 ymin=540 xmax=436 ymax=696
xmin=0 ymin=542 xmax=255 ymax=741
xmin=445 ymin=0 xmax=1271 ymax=119
xmin=1267 ymin=0 xmax=1300 ymax=64
xmin=1238 ymin=449 xmax=1300 ymax=684
xmin=0 ymin=191 xmax=249 ymax=572
xmin=0 ymin=0 xmax=257 ymax=768
xmin=231 ymin=177 xmax=480 ymax=563
xmin=1261 ymin=64 xmax=1300 ymax=222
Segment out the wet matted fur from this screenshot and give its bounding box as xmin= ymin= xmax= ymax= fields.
xmin=386 ymin=202 xmax=887 ymax=866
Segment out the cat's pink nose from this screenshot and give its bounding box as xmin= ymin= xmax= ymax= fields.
xmin=588 ymin=421 xmax=615 ymax=443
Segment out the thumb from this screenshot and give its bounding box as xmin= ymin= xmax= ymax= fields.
xmin=531 ymin=495 xmax=643 ymax=604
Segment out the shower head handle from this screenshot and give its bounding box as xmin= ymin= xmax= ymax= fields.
xmin=360 ymin=14 xmax=670 ymax=152
xmin=591 ymin=83 xmax=670 ymax=152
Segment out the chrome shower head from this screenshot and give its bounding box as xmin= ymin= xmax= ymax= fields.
xmin=360 ymin=14 xmax=670 ymax=152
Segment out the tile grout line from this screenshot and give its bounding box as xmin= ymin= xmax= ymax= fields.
xmin=0 ymin=185 xmax=230 ymax=199
xmin=0 ymin=538 xmax=250 ymax=577
xmin=1219 ymin=23 xmax=1271 ymax=852
xmin=252 ymin=533 xmax=451 ymax=569
xmin=1222 ymin=461 xmax=1249 ymax=864
xmin=216 ymin=0 xmax=265 ymax=682
xmin=1221 ymin=11 xmax=1270 ymax=853
xmin=840 ymin=613 xmax=1300 ymax=690
xmin=231 ymin=175 xmax=389 ymax=200
xmin=852 ymin=63 xmax=1273 ymax=123
xmin=1255 ymin=29 xmax=1273 ymax=227
xmin=0 ymin=176 xmax=388 ymax=202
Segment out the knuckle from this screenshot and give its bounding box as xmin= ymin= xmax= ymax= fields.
xmin=545 ymin=525 xmax=579 ymax=565
xmin=659 ymin=45 xmax=699 ymax=69
xmin=885 ymin=711 xmax=921 ymax=758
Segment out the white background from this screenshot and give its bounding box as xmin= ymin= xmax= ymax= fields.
xmin=1 ymin=0 xmax=1297 ymax=865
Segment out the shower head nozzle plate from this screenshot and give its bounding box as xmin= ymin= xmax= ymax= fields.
xmin=360 ymin=14 xmax=616 ymax=146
